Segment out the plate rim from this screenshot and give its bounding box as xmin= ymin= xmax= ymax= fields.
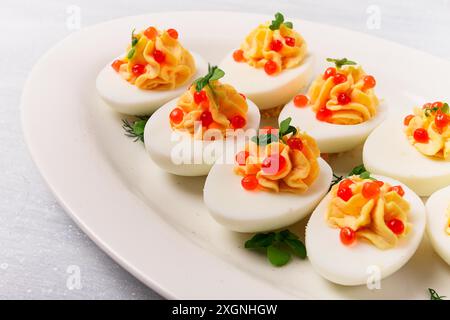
xmin=21 ymin=10 xmax=450 ymax=299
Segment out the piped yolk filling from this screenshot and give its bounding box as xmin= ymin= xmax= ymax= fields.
xmin=308 ymin=65 xmax=379 ymax=125
xmin=233 ymin=23 xmax=307 ymax=75
xmin=169 ymin=81 xmax=248 ymax=139
xmin=404 ymin=103 xmax=450 ymax=160
xmin=234 ymin=131 xmax=320 ymax=193
xmin=446 ymin=204 xmax=450 ymax=236
xmin=111 ymin=27 xmax=196 ymax=90
xmin=327 ymin=177 xmax=411 ymax=250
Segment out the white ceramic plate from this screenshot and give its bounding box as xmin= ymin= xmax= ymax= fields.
xmin=21 ymin=11 xmax=450 ymax=299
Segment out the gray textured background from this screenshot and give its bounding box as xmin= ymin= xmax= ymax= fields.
xmin=1 ymin=0 xmax=449 ymax=299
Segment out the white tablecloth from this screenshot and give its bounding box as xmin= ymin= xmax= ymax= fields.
xmin=1 ymin=0 xmax=449 ymax=299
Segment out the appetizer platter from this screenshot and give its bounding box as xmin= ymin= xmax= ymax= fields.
xmin=21 ymin=11 xmax=450 ymax=299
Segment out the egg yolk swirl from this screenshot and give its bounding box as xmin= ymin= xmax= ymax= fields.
xmin=170 ymin=81 xmax=248 ymax=139
xmin=446 ymin=204 xmax=450 ymax=236
xmin=234 ymin=132 xmax=320 ymax=193
xmin=308 ymin=65 xmax=379 ymax=125
xmin=404 ymin=107 xmax=450 ymax=159
xmin=117 ymin=28 xmax=196 ymax=90
xmin=327 ymin=177 xmax=411 ymax=250
xmin=238 ymin=23 xmax=307 ymax=74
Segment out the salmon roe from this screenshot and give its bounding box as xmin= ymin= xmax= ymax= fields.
xmin=230 ymin=115 xmax=246 ymax=129
xmin=323 ymin=67 xmax=336 ymax=80
xmin=362 ymin=181 xmax=381 ymax=199
xmin=167 ymin=28 xmax=178 ymax=39
xmin=241 ymin=175 xmax=259 ymax=190
xmin=235 ymin=151 xmax=250 ymax=166
xmin=340 ymin=227 xmax=356 ymax=245
xmin=404 ymin=114 xmax=415 ymax=126
xmin=131 ymin=64 xmax=146 ymax=76
xmin=143 ymin=26 xmax=158 ymax=39
xmin=333 ymin=73 xmax=347 ymax=85
xmin=387 ymin=218 xmax=404 ymax=235
xmin=287 ymin=137 xmax=303 ymax=151
xmin=261 ymin=154 xmax=286 ymax=175
xmin=111 ymin=59 xmax=124 ymax=72
xmin=316 ymin=107 xmax=332 ymax=121
xmin=193 ymin=90 xmax=207 ymax=104
xmin=413 ymin=128 xmax=429 ymax=143
xmin=389 ymin=185 xmax=405 ymax=197
xmin=233 ymin=50 xmax=245 ymax=62
xmin=169 ymin=108 xmax=184 ymax=124
xmin=293 ymin=94 xmax=309 ymax=107
xmin=264 ymin=60 xmax=278 ymax=75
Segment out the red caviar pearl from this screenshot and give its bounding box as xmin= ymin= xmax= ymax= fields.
xmin=169 ymin=107 xmax=184 ymax=124
xmin=167 ymin=28 xmax=178 ymax=39
xmin=435 ymin=111 xmax=449 ymax=129
xmin=264 ymin=60 xmax=278 ymax=75
xmin=333 ymin=73 xmax=347 ymax=85
xmin=241 ymin=175 xmax=259 ymax=190
xmin=231 ymin=115 xmax=246 ymax=129
xmin=389 ymin=185 xmax=405 ymax=197
xmin=111 ymin=59 xmax=124 ymax=72
xmin=414 ymin=128 xmax=429 ymax=143
xmin=363 ymin=75 xmax=376 ymax=90
xmin=143 ymin=26 xmax=158 ymax=39
xmin=153 ymin=50 xmax=166 ymax=63
xmin=235 ymin=151 xmax=250 ymax=166
xmin=284 ymin=36 xmax=295 ymax=47
xmin=337 ymin=93 xmax=351 ymax=105
xmin=432 ymin=101 xmax=444 ymax=109
xmin=422 ymin=103 xmax=432 ymax=109
xmin=261 ymin=154 xmax=286 ymax=175
xmin=233 ymin=50 xmax=245 ymax=62
xmin=316 ymin=107 xmax=332 ymax=121
xmin=270 ymin=39 xmax=283 ymax=52
xmin=287 ymin=137 xmax=304 ymax=151
xmin=340 ymin=227 xmax=356 ymax=245
xmin=323 ymin=67 xmax=336 ymax=80
xmin=193 ymin=90 xmax=207 ymax=104
xmin=293 ymin=94 xmax=309 ymax=107
xmin=337 ymin=187 xmax=353 ymax=201
xmin=131 ymin=63 xmax=146 ymax=76
xmin=387 ymin=219 xmax=405 ymax=235
xmin=404 ymin=115 xmax=415 ymax=126
xmin=339 ymin=179 xmax=354 ymax=190
xmin=362 ymin=181 xmax=381 ymax=199
xmin=200 ymin=110 xmax=213 ymax=127
xmin=375 ymin=181 xmax=385 ymax=188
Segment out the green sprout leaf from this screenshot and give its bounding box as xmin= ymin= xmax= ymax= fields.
xmin=429 ymin=288 xmax=446 ymax=300
xmin=326 ymin=57 xmax=357 ymax=69
xmin=127 ymin=28 xmax=138 ymax=59
xmin=194 ymin=64 xmax=225 ymax=92
xmin=330 ymin=164 xmax=376 ymax=190
xmin=251 ymin=133 xmax=279 ymax=146
xmin=278 ymin=117 xmax=297 ymax=139
xmin=244 ymin=230 xmax=306 ymax=267
xmin=269 ymin=12 xmax=285 ymax=30
xmin=442 ymin=103 xmax=449 ymax=114
xmin=122 ymin=116 xmax=150 ymax=143
xmin=245 ymin=233 xmax=275 ymax=249
xmin=267 ymin=245 xmax=291 ymax=266
xmin=283 ymin=21 xmax=293 ymax=29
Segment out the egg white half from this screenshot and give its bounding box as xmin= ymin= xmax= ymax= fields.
xmin=144 ymin=97 xmax=261 ymax=176
xmin=96 ymin=52 xmax=208 ymax=116
xmin=219 ymin=53 xmax=314 ymax=110
xmin=426 ymin=185 xmax=450 ymax=266
xmin=204 ymin=158 xmax=332 ymax=232
xmin=363 ymin=113 xmax=450 ymax=196
xmin=306 ymin=175 xmax=426 ymax=286
xmin=279 ymin=100 xmax=388 ymax=154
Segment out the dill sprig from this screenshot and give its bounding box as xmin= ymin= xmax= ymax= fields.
xmin=429 ymin=288 xmax=445 ymax=300
xmin=122 ymin=116 xmax=150 ymax=143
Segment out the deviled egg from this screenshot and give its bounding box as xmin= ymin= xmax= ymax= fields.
xmin=279 ymin=58 xmax=387 ymax=153
xmin=219 ymin=12 xmax=314 ymax=110
xmin=144 ymin=66 xmax=260 ymax=176
xmin=204 ymin=118 xmax=333 ymax=232
xmin=364 ymin=101 xmax=450 ymax=196
xmin=96 ymin=26 xmax=208 ymax=115
xmin=426 ymin=185 xmax=450 ymax=265
xmin=306 ymin=175 xmax=426 ymax=286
